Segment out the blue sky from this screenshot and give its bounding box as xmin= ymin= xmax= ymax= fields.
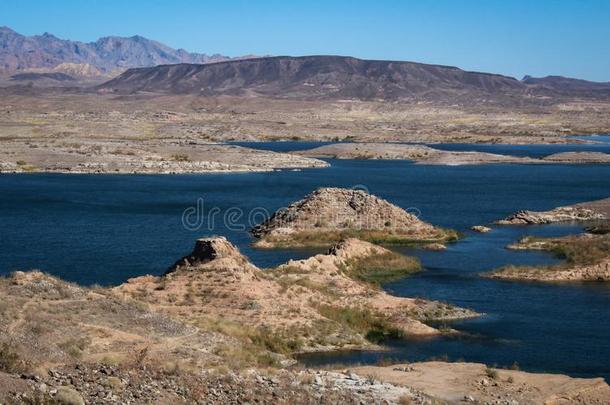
xmin=3 ymin=0 xmax=610 ymax=81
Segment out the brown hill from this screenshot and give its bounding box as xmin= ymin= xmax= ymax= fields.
xmin=96 ymin=55 xmax=610 ymax=103
xmin=96 ymin=55 xmax=528 ymax=102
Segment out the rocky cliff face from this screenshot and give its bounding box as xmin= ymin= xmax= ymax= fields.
xmin=166 ymin=236 xmax=254 ymax=274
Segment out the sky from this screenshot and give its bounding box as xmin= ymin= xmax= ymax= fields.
xmin=2 ymin=0 xmax=610 ymax=81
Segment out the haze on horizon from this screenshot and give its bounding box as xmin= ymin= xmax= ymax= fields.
xmin=2 ymin=0 xmax=610 ymax=82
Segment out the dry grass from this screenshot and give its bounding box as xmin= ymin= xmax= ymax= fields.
xmin=0 ymin=342 xmax=24 ymax=373
xmin=493 ymin=234 xmax=610 ymax=276
xmin=316 ymin=304 xmax=404 ymax=343
xmin=345 ymin=251 xmax=420 ymax=284
xmin=259 ymin=228 xmax=459 ymax=248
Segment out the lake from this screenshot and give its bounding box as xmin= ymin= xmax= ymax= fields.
xmin=2 ymin=147 xmax=610 ymax=380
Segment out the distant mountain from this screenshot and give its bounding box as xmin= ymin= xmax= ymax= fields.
xmin=522 ymin=75 xmax=610 ymax=94
xmin=97 ymin=56 xmax=610 ymax=103
xmin=0 ymin=26 xmax=248 ymax=77
xmin=10 ymin=72 xmax=75 ymax=82
xmin=97 ymin=55 xmax=527 ymax=102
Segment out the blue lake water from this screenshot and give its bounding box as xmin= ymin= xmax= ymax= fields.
xmin=2 ymin=156 xmax=610 ymax=380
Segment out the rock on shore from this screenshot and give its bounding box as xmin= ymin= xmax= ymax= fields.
xmin=496 ymin=197 xmax=610 ymax=225
xmin=251 ymin=187 xmax=456 ymax=248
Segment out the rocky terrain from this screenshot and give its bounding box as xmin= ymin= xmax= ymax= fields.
xmin=353 ymin=362 xmax=610 ymax=404
xmin=496 ymin=197 xmax=610 ymax=225
xmin=0 ymin=140 xmax=328 ymax=174
xmin=251 ymin=187 xmax=457 ymax=248
xmin=118 ymin=236 xmax=476 ymax=349
xmin=298 ymin=142 xmax=610 ymax=165
xmin=1 ymin=237 xmax=608 ymax=403
xmin=2 ymin=89 xmax=610 ymax=151
xmin=0 ymin=236 xmax=473 ymax=404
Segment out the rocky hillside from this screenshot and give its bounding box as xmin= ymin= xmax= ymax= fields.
xmin=251 ymin=187 xmax=456 ymax=248
xmin=97 ymin=55 xmax=523 ymax=101
xmin=118 ymin=236 xmax=476 ymax=348
xmin=2 ymin=238 xmax=608 ymax=404
xmin=96 ymin=55 xmax=610 ymax=103
xmin=0 ymin=26 xmax=245 ymax=76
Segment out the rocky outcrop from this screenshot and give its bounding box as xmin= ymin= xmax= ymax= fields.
xmin=470 ymin=225 xmax=491 ymax=233
xmin=251 ymin=187 xmax=455 ymax=248
xmin=496 ymin=206 xmax=606 ymax=225
xmin=166 ymin=236 xmax=253 ymax=274
xmin=497 ymin=197 xmax=610 ymax=225
xmin=298 ymin=142 xmax=610 ymax=165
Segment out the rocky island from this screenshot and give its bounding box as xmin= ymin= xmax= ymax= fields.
xmin=251 ymin=187 xmax=457 ymax=248
xmin=297 ymin=142 xmax=610 ymax=165
xmin=496 ymin=197 xmax=610 ymax=225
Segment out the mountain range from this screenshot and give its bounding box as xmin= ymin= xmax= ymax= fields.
xmin=0 ymin=26 xmax=246 ymax=77
xmin=97 ymin=55 xmax=610 ymax=103
xmin=2 ymin=26 xmax=610 ymax=104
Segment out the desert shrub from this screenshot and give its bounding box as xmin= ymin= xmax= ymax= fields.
xmin=58 ymin=337 xmax=90 ymax=358
xmin=345 ymin=251 xmax=420 ymax=284
xmin=552 ymin=235 xmax=610 ymax=265
xmin=492 ymin=234 xmax=610 ymax=276
xmin=0 ymin=342 xmax=23 ymax=373
xmin=171 ymin=153 xmax=190 ymax=162
xmin=316 ymin=305 xmax=403 ymax=343
xmin=485 ymin=367 xmax=499 ymax=379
